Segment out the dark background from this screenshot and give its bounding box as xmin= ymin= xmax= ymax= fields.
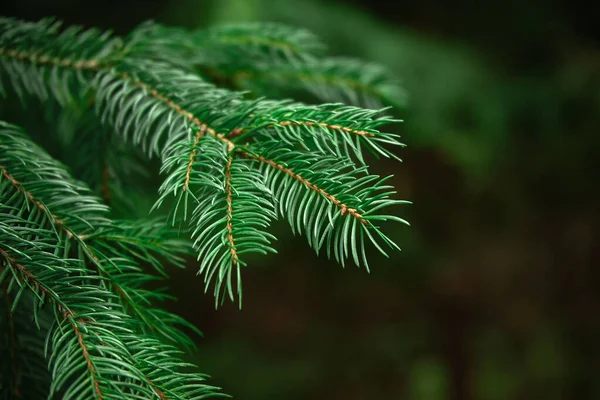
xmin=3 ymin=0 xmax=600 ymax=399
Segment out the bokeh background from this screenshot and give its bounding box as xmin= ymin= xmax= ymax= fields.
xmin=3 ymin=0 xmax=600 ymax=399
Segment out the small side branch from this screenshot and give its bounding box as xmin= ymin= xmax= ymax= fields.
xmin=224 ymin=152 xmax=238 ymax=265
xmin=184 ymin=125 xmax=208 ymax=191
xmin=241 ymin=151 xmax=369 ymax=225
xmin=227 ymin=119 xmax=376 ymax=140
xmin=274 ymin=120 xmax=376 ymax=137
xmin=0 ymin=44 xmax=370 ymax=227
xmin=0 ymin=248 xmax=103 ymax=399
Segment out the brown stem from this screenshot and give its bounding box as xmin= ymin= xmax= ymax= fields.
xmin=242 ymin=151 xmax=368 ymax=225
xmin=184 ymin=125 xmax=208 ymax=191
xmin=224 ymin=152 xmax=238 ymax=265
xmin=1 ymin=47 xmax=369 ymax=225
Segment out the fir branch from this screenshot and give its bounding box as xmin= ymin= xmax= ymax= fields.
xmin=1 ymin=19 xmax=401 ymax=164
xmin=243 ymin=151 xmax=367 ymax=225
xmin=243 ymin=142 xmax=409 ymax=268
xmin=0 ymin=123 xmax=201 ymax=348
xmin=224 ymin=151 xmax=238 ymax=267
xmin=228 ymin=101 xmax=404 ymax=164
xmin=0 ymin=16 xmax=409 ymax=307
xmin=164 ymin=137 xmax=277 ymax=305
xmin=0 ymin=215 xmax=222 ymax=399
xmin=0 ymin=17 xmax=123 ymax=105
xmin=0 ymin=15 xmax=412 ymax=397
xmin=0 ymin=246 xmax=104 ymax=399
xmin=185 ymin=125 xmax=209 ymax=191
xmin=4 ymin=41 xmax=403 ymax=300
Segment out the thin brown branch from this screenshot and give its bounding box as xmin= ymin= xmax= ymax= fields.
xmin=119 ymin=74 xmax=235 ymax=147
xmin=184 ymin=125 xmax=208 ymax=191
xmin=0 ymin=48 xmax=102 ymax=70
xmin=274 ymin=120 xmax=376 ymax=137
xmin=224 ymin=152 xmax=238 ymax=265
xmin=114 ymin=76 xmax=367 ymax=224
xmin=1 ymin=165 xmax=160 ymax=336
xmin=241 ymin=151 xmax=368 ymax=225
xmin=119 ymin=76 xmax=362 ymax=225
xmin=70 ymin=318 xmax=102 ymax=398
xmin=226 ymin=118 xmax=376 ymax=140
xmin=117 ymin=74 xmax=236 ymax=183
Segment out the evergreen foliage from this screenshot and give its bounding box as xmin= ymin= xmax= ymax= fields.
xmin=0 ymin=16 xmax=408 ymax=398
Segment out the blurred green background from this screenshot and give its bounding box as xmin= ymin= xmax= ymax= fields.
xmin=3 ymin=0 xmax=600 ymax=399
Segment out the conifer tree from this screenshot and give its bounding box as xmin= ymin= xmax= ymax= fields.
xmin=0 ymin=17 xmax=409 ymax=399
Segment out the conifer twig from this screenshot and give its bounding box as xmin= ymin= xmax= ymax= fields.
xmin=0 ymin=248 xmax=103 ymax=399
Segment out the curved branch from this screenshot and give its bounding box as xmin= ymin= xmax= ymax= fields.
xmin=2 ymin=165 xmax=153 ymax=333
xmin=0 ymin=248 xmax=102 ymax=399
xmin=1 ymin=247 xmax=175 ymax=400
xmin=184 ymin=125 xmax=208 ymax=191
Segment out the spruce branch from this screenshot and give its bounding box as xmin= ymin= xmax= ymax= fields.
xmin=243 ymin=141 xmax=409 ymax=269
xmin=0 ymin=221 xmax=221 ymax=399
xmin=0 ymin=15 xmax=413 ymax=397
xmin=0 ymin=16 xmax=409 ymax=305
